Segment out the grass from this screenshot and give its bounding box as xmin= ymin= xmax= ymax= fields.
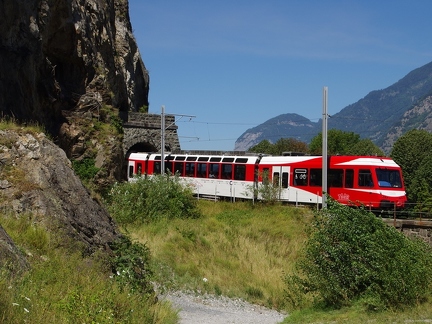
xmin=2 ymin=194 xmax=432 ymax=323
xmin=0 ymin=118 xmax=45 ymax=135
xmin=125 ymin=200 xmax=432 ymax=323
xmin=129 ymin=200 xmax=311 ymax=309
xmin=0 ymin=212 xmax=178 ymax=324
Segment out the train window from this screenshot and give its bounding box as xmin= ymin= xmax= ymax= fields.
xmin=197 ymin=163 xmax=207 ymax=178
xmin=345 ymin=169 xmax=354 ymax=188
xmin=222 ymin=157 xmax=235 ymax=163
xmin=235 ymin=158 xmax=248 ymax=163
xmin=359 ymin=169 xmax=373 ymax=187
xmin=282 ymin=172 xmax=288 ymax=188
xmin=165 ymin=161 xmax=173 ymax=174
xmin=154 ymin=161 xmax=161 ymax=174
xmin=273 ymin=172 xmax=280 ymax=186
xmin=310 ymin=169 xmax=322 ymax=186
xmin=294 ymin=169 xmax=308 ymax=186
xmin=175 ymin=156 xmax=186 ymax=161
xmin=234 ymin=165 xmax=246 ymax=180
xmin=198 ymin=157 xmax=209 ymax=162
xmin=129 ymin=165 xmax=134 ymax=178
xmin=262 ymin=168 xmax=270 ymax=185
xmin=210 ymin=157 xmax=221 ymax=162
xmin=186 ymin=156 xmax=197 ymax=161
xmin=328 ymin=169 xmax=343 ymax=187
xmin=222 ymin=164 xmax=232 ymax=179
xmin=376 ymin=168 xmax=402 ymax=188
xmin=185 ymin=162 xmax=195 ymax=177
xmin=209 ymin=163 xmax=219 ymax=178
xmin=154 ymin=155 xmax=161 ymax=160
xmin=174 ymin=162 xmax=184 ymax=175
xmin=137 ymin=163 xmax=142 ymax=175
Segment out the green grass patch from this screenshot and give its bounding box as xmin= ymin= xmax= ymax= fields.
xmin=0 ymin=212 xmax=178 ymax=324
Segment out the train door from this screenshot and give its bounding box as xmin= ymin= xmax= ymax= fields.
xmin=272 ymin=166 xmax=290 ymax=200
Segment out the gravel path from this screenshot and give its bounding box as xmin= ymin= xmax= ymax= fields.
xmin=162 ymin=291 xmax=287 ymax=324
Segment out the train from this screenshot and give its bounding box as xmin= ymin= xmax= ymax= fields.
xmin=127 ymin=152 xmax=407 ymax=209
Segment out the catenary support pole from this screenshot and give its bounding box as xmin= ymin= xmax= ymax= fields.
xmin=161 ymin=105 xmax=165 ymax=174
xmin=322 ymin=87 xmax=328 ymax=209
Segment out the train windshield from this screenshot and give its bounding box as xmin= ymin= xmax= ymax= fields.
xmin=375 ymin=168 xmax=402 ymax=188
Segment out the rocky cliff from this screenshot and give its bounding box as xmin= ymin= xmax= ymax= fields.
xmin=0 ymin=128 xmax=121 ymax=273
xmin=0 ymin=0 xmax=149 ymax=186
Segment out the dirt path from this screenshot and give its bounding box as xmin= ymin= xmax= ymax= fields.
xmin=162 ymin=291 xmax=286 ymax=324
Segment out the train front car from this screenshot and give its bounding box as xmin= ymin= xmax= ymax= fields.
xmin=329 ymin=156 xmax=407 ymax=209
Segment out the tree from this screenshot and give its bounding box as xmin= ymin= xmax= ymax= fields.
xmin=273 ymin=138 xmax=308 ymax=155
xmin=248 ymin=138 xmax=308 ymax=155
xmin=346 ymin=139 xmax=384 ymax=156
xmin=248 ymin=139 xmax=274 ymax=155
xmin=285 ymin=200 xmax=432 ymax=311
xmin=309 ymin=130 xmax=382 ymax=155
xmin=391 ymin=129 xmax=432 ymax=204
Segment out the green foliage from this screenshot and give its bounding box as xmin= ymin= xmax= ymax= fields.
xmin=110 ymin=114 xmax=124 ymax=134
xmin=248 ymin=138 xmax=308 ymax=155
xmin=71 ymin=158 xmax=100 ymax=181
xmin=246 ymin=169 xmax=280 ymax=204
xmin=391 ymin=129 xmax=432 ymax=206
xmin=285 ymin=199 xmax=432 ymax=311
xmin=248 ymin=139 xmax=274 ymax=154
xmin=139 ymin=105 xmax=149 ymax=113
xmin=346 ymin=138 xmax=384 ymax=156
xmin=309 ymin=130 xmax=382 ymax=155
xmin=0 ymin=212 xmax=177 ymax=323
xmin=109 ymin=236 xmax=154 ymax=295
xmin=107 ymin=174 xmax=201 ymax=226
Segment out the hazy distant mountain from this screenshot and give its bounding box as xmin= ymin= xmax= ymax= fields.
xmin=234 ymin=61 xmax=432 ymax=153
xmin=233 ymin=113 xmax=317 ymax=151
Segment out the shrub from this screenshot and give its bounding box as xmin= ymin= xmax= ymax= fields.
xmin=109 ymin=236 xmax=154 ymax=296
xmin=246 ymin=169 xmax=280 ymax=204
xmin=71 ymin=158 xmax=100 ymax=181
xmin=285 ymin=199 xmax=432 ymax=311
xmin=107 ymin=174 xmax=201 ymax=225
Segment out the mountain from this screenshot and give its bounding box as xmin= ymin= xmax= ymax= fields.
xmin=234 ymin=113 xmax=316 ymax=151
xmin=234 ymin=61 xmax=432 ymax=153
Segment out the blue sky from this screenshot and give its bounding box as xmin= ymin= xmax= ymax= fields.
xmin=128 ymin=0 xmax=432 ymax=151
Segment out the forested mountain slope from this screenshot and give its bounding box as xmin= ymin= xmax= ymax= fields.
xmin=235 ymin=61 xmax=432 ymax=153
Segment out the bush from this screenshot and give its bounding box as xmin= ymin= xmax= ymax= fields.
xmin=109 ymin=236 xmax=154 ymax=296
xmin=246 ymin=169 xmax=280 ymax=204
xmin=107 ymin=174 xmax=201 ymax=225
xmin=285 ymin=199 xmax=432 ymax=311
xmin=72 ymin=158 xmax=100 ymax=181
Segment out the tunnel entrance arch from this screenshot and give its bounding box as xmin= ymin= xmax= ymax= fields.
xmin=122 ymin=111 xmax=180 ymax=160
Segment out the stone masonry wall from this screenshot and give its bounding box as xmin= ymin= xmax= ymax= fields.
xmin=122 ymin=112 xmax=180 ymax=154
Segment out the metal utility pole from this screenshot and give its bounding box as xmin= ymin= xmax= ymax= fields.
xmin=160 ymin=105 xmax=195 ymax=174
xmin=161 ymin=105 xmax=166 ymax=175
xmin=322 ymin=87 xmax=328 ymax=209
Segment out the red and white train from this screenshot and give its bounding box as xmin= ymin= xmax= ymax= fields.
xmin=127 ymin=152 xmax=407 ymax=209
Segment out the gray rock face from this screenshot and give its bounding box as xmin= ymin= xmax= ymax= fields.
xmin=0 ymin=0 xmax=149 ymax=187
xmin=0 ymin=225 xmax=30 ymax=276
xmin=0 ymin=129 xmax=121 ymax=257
xmin=0 ymin=0 xmax=149 ymax=124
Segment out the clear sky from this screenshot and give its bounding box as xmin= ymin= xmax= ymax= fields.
xmin=128 ymin=0 xmax=432 ymax=151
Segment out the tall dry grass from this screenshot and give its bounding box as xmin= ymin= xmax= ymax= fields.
xmin=131 ymin=201 xmax=312 ymax=309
